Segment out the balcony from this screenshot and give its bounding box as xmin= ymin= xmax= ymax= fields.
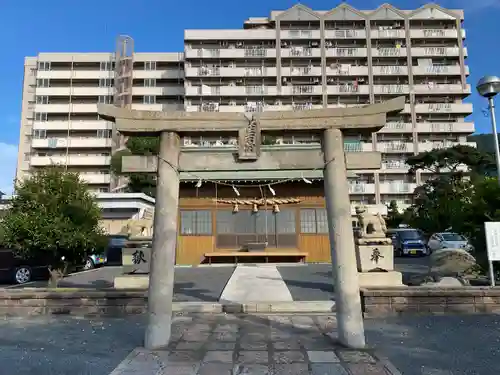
xmin=36 ymin=70 xmax=73 ymax=79
xmin=185 ymin=85 xmax=279 ymax=96
xmin=281 ymin=85 xmax=323 ymax=95
xmin=379 ymin=182 xmax=417 ymax=194
xmin=371 ymin=47 xmax=407 ymax=57
xmin=281 ymin=66 xmax=322 ymax=76
xmin=281 ymin=47 xmax=321 ymax=58
xmin=413 ymin=84 xmax=471 ymax=95
xmin=80 ymin=173 xmax=112 ymax=184
xmin=281 ymin=30 xmax=321 ymax=39
xmin=132 ymin=69 xmax=184 ymax=80
xmin=33 ymin=120 xmax=112 ymax=131
xmin=417 ymin=141 xmax=476 ymax=152
xmin=131 ymin=104 xmax=164 ymax=111
xmin=31 ymin=137 xmax=112 ymax=149
xmin=372 ymin=85 xmax=410 ymax=95
xmin=349 ymin=183 xmax=376 ymax=194
xmin=327 ymin=84 xmax=370 ymax=95
xmin=71 ymin=70 xmax=114 ymax=80
xmin=72 ymin=104 xmax=98 ymax=113
xmin=133 ymin=86 xmax=184 ymax=96
xmin=416 ymin=122 xmax=474 ymax=133
xmin=381 ymin=161 xmax=410 ymax=173
xmin=344 ymin=142 xmax=373 ymax=152
xmin=370 ymin=29 xmax=406 ymax=39
xmin=411 ymin=47 xmax=465 ymax=57
xmin=414 ymin=103 xmax=473 ymax=114
xmin=409 ymin=29 xmax=460 ymax=39
xmin=34 ymin=104 xmax=70 ymax=113
xmin=30 ymin=155 xmax=111 ymax=166
xmin=379 ymin=142 xmax=414 ymax=153
xmin=379 ymin=122 xmax=413 ymax=133
xmin=326 ymin=47 xmax=367 ymax=58
xmin=412 ymin=65 xmax=469 ymax=76
xmin=326 ymin=64 xmax=369 ymax=76
xmin=35 ymin=87 xmax=71 ymax=96
xmin=372 ymin=66 xmax=408 ymax=75
xmin=72 ymin=87 xmax=112 ymax=96
xmin=324 ymin=29 xmax=367 ymax=39
xmin=185 ymin=48 xmax=277 ymax=59
xmin=185 ymin=66 xmax=277 ymax=77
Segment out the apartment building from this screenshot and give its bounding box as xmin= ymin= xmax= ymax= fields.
xmin=16 ymin=3 xmax=474 ymax=209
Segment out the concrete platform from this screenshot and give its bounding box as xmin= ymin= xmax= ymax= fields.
xmin=358 ymin=271 xmax=404 ymax=288
xmin=114 ymin=275 xmax=149 ymax=289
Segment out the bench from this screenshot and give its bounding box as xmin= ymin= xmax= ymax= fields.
xmin=204 ymin=251 xmax=308 ymax=264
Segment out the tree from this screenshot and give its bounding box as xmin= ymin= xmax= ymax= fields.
xmin=385 ymin=200 xmax=405 ymax=228
xmin=110 ymin=136 xmax=159 ymax=197
xmin=0 ymin=167 xmax=107 ymax=285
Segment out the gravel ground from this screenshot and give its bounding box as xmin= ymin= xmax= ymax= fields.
xmin=1 ymin=314 xmax=499 ymax=375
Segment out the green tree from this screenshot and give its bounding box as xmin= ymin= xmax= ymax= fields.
xmin=110 ymin=136 xmax=159 ymax=197
xmin=0 ymin=167 xmax=107 ymax=285
xmin=385 ymin=200 xmax=405 ymax=228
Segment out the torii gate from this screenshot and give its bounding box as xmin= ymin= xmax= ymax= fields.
xmin=98 ymin=96 xmax=405 ymax=350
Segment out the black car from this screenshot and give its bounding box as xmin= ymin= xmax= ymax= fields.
xmin=105 ymin=235 xmax=129 ymax=266
xmin=0 ymin=249 xmax=49 ymax=284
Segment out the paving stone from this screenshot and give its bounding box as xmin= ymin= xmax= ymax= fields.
xmin=205 ymin=341 xmax=237 ymax=351
xmin=336 ymin=350 xmax=376 ymax=363
xmin=211 ymin=331 xmax=238 ymax=341
xmin=232 ymin=364 xmax=270 ymax=375
xmin=174 ymin=341 xmax=205 ymax=350
xmin=300 ymin=337 xmax=335 ymax=350
xmin=237 ymin=350 xmax=269 ymax=364
xmin=203 ymin=350 xmax=233 ymax=363
xmin=167 ymin=350 xmax=205 ymax=363
xmin=214 ymin=324 xmax=239 ymax=333
xmin=345 ymin=363 xmax=390 ymax=375
xmin=182 ymin=331 xmax=211 ymax=342
xmin=273 ymin=341 xmax=301 ymax=350
xmin=197 ymin=363 xmax=233 ymax=375
xmin=307 ymin=350 xmax=340 ymax=363
xmin=240 ymin=340 xmax=269 ymax=350
xmin=292 ymin=316 xmax=317 ymax=329
xmin=271 ymin=363 xmax=310 ymax=375
xmin=311 ymin=363 xmax=349 ymax=375
xmin=271 ymin=329 xmax=294 ymax=340
xmin=188 ymin=324 xmax=213 ymax=332
xmin=273 ymin=350 xmax=306 ymax=364
xmin=315 ymin=316 xmax=338 ymax=332
xmin=240 ymin=332 xmax=269 ymax=342
xmin=163 ymin=363 xmax=201 ymax=375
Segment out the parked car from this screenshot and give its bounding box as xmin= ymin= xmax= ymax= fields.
xmin=387 ymin=228 xmax=429 ymax=257
xmin=104 ymin=235 xmax=129 ymax=266
xmin=83 ymin=253 xmax=107 ymax=270
xmin=0 ymin=249 xmax=49 ymax=284
xmin=427 ymin=232 xmax=474 ymax=253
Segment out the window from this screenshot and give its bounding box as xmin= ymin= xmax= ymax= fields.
xmin=100 ymin=61 xmax=112 ymax=71
xmin=98 ymin=188 xmax=109 ymax=193
xmin=34 ymin=113 xmax=48 ymax=122
xmin=36 ymin=96 xmax=48 ymax=104
xmin=36 ymin=79 xmax=50 ymax=88
xmin=33 ymin=129 xmax=47 ymax=139
xmin=144 ymin=79 xmax=156 ymax=87
xmin=98 ymin=95 xmax=112 ymax=104
xmin=143 ymin=95 xmax=156 ymax=104
xmin=144 ymin=61 xmax=156 ymax=71
xmin=216 ymin=209 xmax=297 ymax=248
xmin=97 ymin=129 xmax=112 ymax=138
xmin=37 ymin=61 xmax=51 ymax=71
xmin=99 ymin=78 xmax=113 ymax=87
xmin=300 ymin=208 xmax=328 ymax=234
xmin=180 ymin=210 xmax=212 ymax=235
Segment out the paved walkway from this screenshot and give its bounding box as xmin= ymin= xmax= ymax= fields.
xmin=219 ymin=265 xmax=293 ymax=303
xmin=110 ymin=314 xmax=400 ymax=375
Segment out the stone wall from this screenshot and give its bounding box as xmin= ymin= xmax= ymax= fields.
xmin=1 ymin=287 xmax=500 ymax=317
xmin=361 ymin=287 xmax=500 ymax=317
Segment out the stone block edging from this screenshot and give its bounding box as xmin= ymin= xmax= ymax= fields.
xmin=361 ymin=286 xmax=500 ymax=316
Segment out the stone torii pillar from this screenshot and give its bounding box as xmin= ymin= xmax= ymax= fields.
xmin=98 ymin=96 xmax=405 ymax=350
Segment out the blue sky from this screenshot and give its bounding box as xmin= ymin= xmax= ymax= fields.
xmin=0 ymin=0 xmax=499 ymax=194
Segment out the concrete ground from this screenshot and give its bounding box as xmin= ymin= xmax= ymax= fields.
xmin=0 ymin=314 xmax=499 ymax=375
xmin=6 ymin=266 xmax=236 ymax=302
xmin=277 ymin=257 xmax=429 ymax=301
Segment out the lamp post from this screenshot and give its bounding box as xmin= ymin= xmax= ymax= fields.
xmin=477 ymin=75 xmax=500 ymax=185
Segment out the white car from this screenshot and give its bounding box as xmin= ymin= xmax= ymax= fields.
xmin=427 ymin=232 xmax=474 ymax=253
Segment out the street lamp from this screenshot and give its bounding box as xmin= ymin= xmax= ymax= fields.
xmin=477 ymin=75 xmax=500 ymax=185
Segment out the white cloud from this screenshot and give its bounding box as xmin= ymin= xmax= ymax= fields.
xmin=0 ymin=142 xmax=18 ymax=196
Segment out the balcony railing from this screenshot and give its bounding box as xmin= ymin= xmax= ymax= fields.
xmin=291 ymin=66 xmax=312 ymax=75
xmin=344 ymin=142 xmax=363 ymax=152
xmin=244 ymin=68 xmax=265 ymax=76
xmin=244 ymin=48 xmax=267 ymax=57
xmin=428 ymin=103 xmax=452 ymax=112
xmin=292 ymin=85 xmax=314 ymax=94
xmin=382 ymin=142 xmax=409 ymax=152
xmin=197 ymin=49 xmax=220 ymax=58
xmin=198 ymin=67 xmax=220 ymax=76
xmin=378 ymin=65 xmax=404 ymax=75
xmin=199 ymin=103 xmax=219 ymax=112
xmin=376 ymin=48 xmax=402 ymax=57
xmin=290 ymin=47 xmax=313 ymax=57
xmin=423 ymin=29 xmax=446 ymax=38
xmin=292 ymin=103 xmax=313 ymax=111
